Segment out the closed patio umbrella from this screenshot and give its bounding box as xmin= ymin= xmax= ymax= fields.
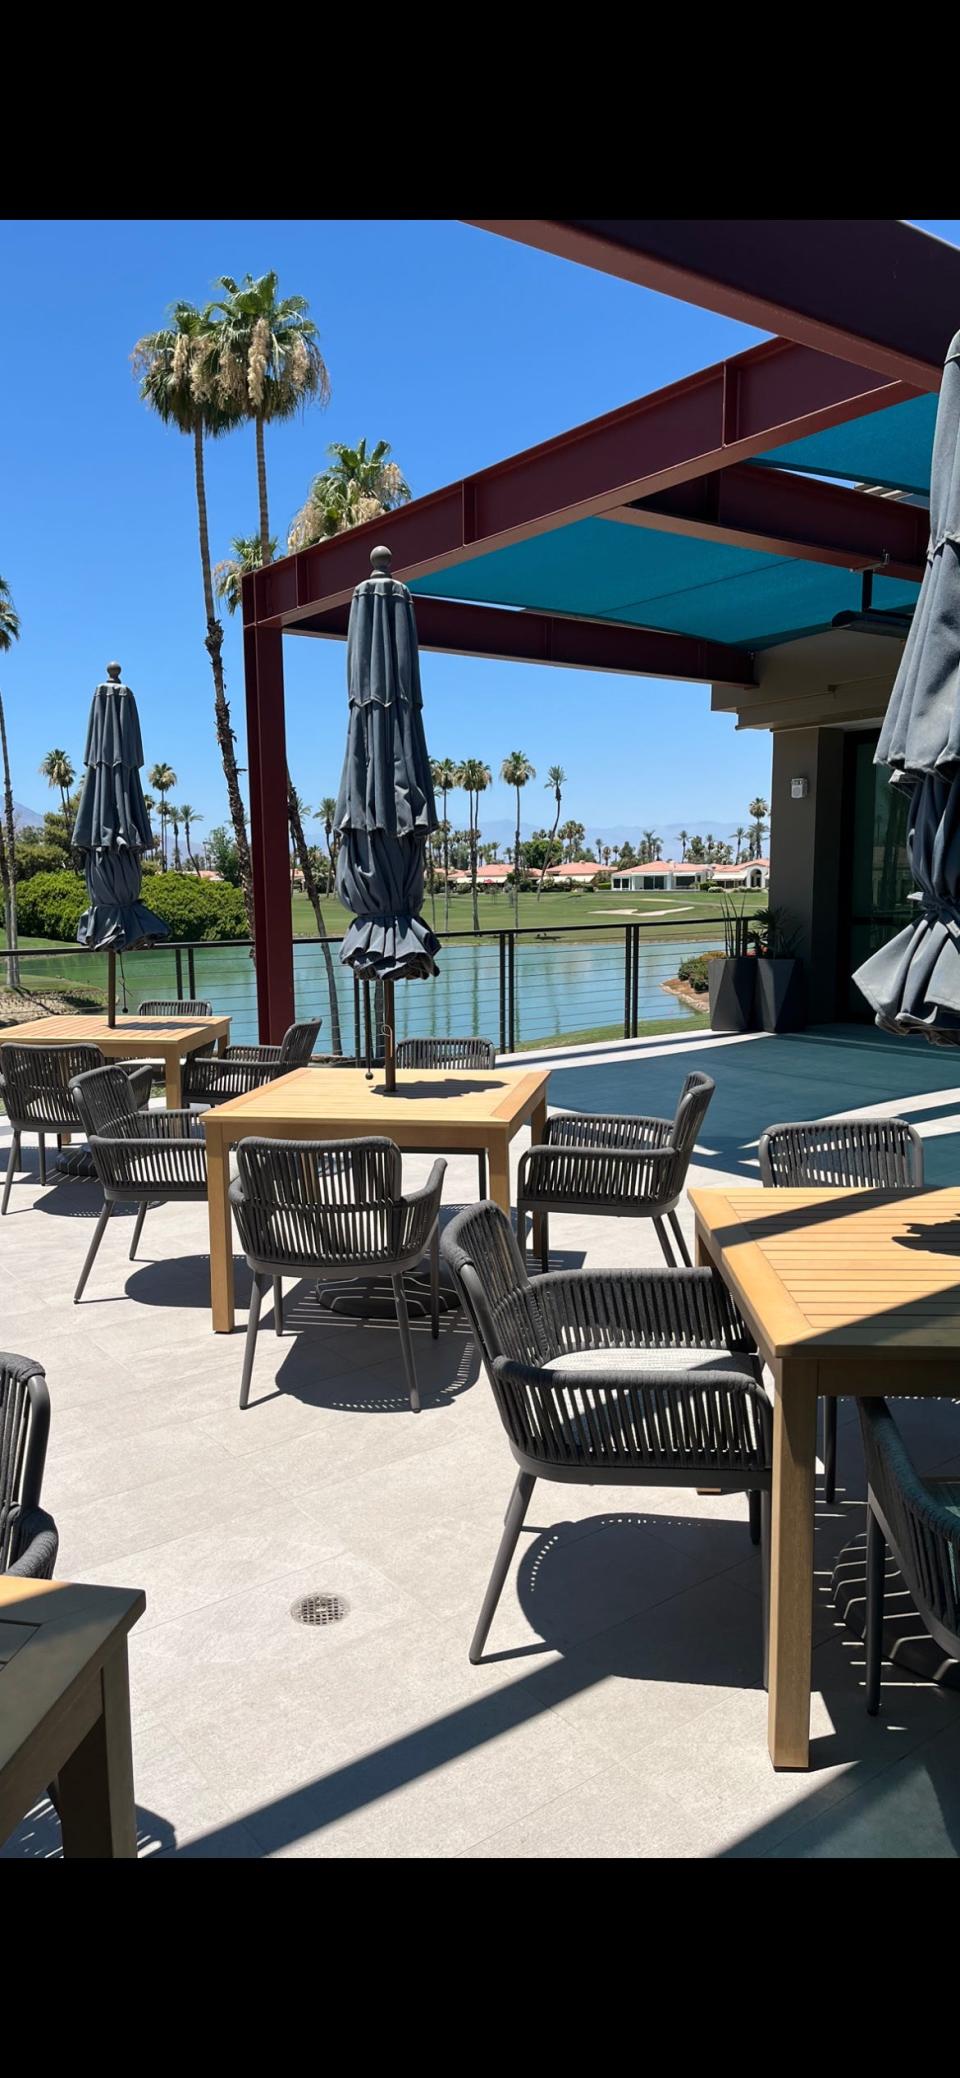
xmin=74 ymin=662 xmax=168 ymax=1024
xmin=335 ymin=545 xmax=440 ymax=1089
xmin=854 ymin=331 xmax=960 ymax=1042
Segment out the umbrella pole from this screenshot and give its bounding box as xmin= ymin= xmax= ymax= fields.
xmin=383 ymin=977 xmax=396 ymax=1092
xmin=107 ymin=946 xmax=117 ymax=1028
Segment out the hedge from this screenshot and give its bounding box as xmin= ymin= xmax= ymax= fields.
xmin=16 ymin=871 xmax=248 ymax=943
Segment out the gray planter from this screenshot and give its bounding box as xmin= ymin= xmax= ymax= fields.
xmin=708 ymin=956 xmax=756 ymax=1033
xmin=755 ymin=957 xmax=804 ymax=1033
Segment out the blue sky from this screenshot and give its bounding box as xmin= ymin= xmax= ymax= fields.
xmin=2 ymin=218 xmax=957 ymax=842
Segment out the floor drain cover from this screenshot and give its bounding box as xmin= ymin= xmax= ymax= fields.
xmin=290 ymin=1592 xmax=349 ymax=1627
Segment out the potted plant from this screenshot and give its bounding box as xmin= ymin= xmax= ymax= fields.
xmin=751 ymin=908 xmax=804 ymax=1032
xmin=707 ymin=895 xmax=757 ymax=1033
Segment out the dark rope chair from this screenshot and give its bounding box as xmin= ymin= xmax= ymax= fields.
xmin=395 ymin=1036 xmax=497 ymax=1197
xmin=859 ymin=1397 xmax=960 ymax=1715
xmin=69 ymin=1064 xmax=208 ymax=1300
xmin=1 ymin=1043 xmax=154 ymax=1212
xmin=181 ymin=1018 xmax=322 ymax=1108
xmin=230 ymin=1136 xmax=446 ymax=1413
xmin=517 ymin=1070 xmax=715 ymax=1274
xmin=443 ymin=1200 xmax=771 ymax=1665
xmin=138 ymin=998 xmax=215 ymax=1089
xmin=0 ymin=1353 xmax=58 ymax=1579
xmin=758 ymin=1116 xmax=924 ymax=1504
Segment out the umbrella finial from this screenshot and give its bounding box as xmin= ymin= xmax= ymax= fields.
xmin=370 ymin=544 xmax=392 ymax=578
xmin=106 ymin=660 xmax=122 ymax=681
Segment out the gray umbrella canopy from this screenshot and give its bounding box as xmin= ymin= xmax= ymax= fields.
xmin=854 ymin=332 xmax=960 ymax=1043
xmin=74 ymin=665 xmax=169 ymax=954
xmin=335 ymin=548 xmax=440 ymax=984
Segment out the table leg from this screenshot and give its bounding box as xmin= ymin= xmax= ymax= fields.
xmin=207 ymin=1130 xmax=235 ymax=1333
xmin=695 ymin=1230 xmax=711 ymax=1268
xmin=767 ymin=1360 xmax=818 ymax=1770
xmin=216 ymin=1032 xmax=228 ymax=1056
xmin=528 ymin=1091 xmax=548 ymax=1262
xmin=164 ymin=1054 xmax=183 ymax=1110
xmin=488 ymin=1137 xmax=511 ymax=1215
xmin=57 ymin=1643 xmax=138 ymax=1858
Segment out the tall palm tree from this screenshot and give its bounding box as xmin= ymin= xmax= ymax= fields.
xmin=179 ymin=804 xmax=203 ymax=874
xmin=149 ymin=763 xmax=176 ymax=869
xmin=213 ymin=534 xmax=277 ymax=616
xmin=459 ymin=760 xmax=491 ymax=934
xmin=212 ymin=271 xmax=330 ymax=561
xmin=0 ymin=578 xmax=21 ymax=983
xmin=537 ymin=764 xmax=566 ymax=901
xmin=169 ymin=803 xmax=183 ymax=872
xmin=316 ymin=797 xmax=338 ymax=892
xmin=133 ymin=304 xmax=253 ymax=929
xmin=678 ymin=828 xmax=689 ymax=862
xmin=40 ymin=749 xmax=76 ymax=842
xmin=734 ymin=825 xmax=746 ymax=864
xmin=431 ymin=758 xmax=460 ymax=932
xmin=500 ymin=751 xmax=536 ymax=926
xmin=289 ymin=438 xmax=412 ymax=552
xmin=748 ymin=796 xmax=770 ymax=861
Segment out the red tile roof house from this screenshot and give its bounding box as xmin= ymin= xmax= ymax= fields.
xmin=611 ymin=859 xmax=769 ymax=891
xmin=542 ymin=861 xmax=604 ymax=885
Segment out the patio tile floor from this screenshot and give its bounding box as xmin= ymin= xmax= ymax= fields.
xmin=3 ymin=1022 xmax=960 ymax=1859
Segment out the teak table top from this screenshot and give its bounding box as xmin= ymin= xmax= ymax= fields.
xmin=689 ymin=1185 xmax=960 ymax=1364
xmin=201 ymin=1063 xmax=550 ymax=1145
xmin=2 ymin=1012 xmax=230 ymax=1058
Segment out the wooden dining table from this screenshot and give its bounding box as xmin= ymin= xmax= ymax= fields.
xmin=202 ymin=1062 xmax=550 ymax=1333
xmin=690 ymin=1183 xmax=960 ymax=1771
xmin=5 ymin=1011 xmax=231 ymax=1110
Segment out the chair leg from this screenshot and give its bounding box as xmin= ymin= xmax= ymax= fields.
xmin=273 ymin=1276 xmax=283 ymax=1336
xmin=748 ymin=1489 xmax=761 ymax=1546
xmin=865 ymin=1504 xmax=884 ymax=1716
xmin=668 ymin=1208 xmax=692 ymax=1267
xmin=2 ymin=1131 xmax=21 ymax=1215
xmin=430 ymin=1228 xmax=440 ymax=1340
xmin=392 ymin=1274 xmax=420 ymax=1412
xmin=239 ymin=1273 xmax=265 ymax=1409
xmin=129 ymin=1201 xmax=148 ymax=1261
xmin=74 ymin=1201 xmax=114 ymax=1302
xmin=469 ymin=1471 xmax=536 ymax=1664
xmin=823 ymin=1396 xmax=838 ymax=1504
xmin=37 ymin=1135 xmax=47 ymax=1186
xmin=760 ymin=1488 xmax=771 ymax=1692
xmin=477 ymin=1149 xmax=487 ymax=1199
xmin=653 ymin=1216 xmax=677 ymax=1267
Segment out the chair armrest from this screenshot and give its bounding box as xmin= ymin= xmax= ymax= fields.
xmin=6 ymin=1506 xmax=59 ymax=1579
xmin=531 ymin=1264 xmax=759 ymax=1359
xmin=115 ymin=1110 xmax=206 ymax=1141
xmin=90 ymin=1127 xmax=207 ymax=1191
xmin=182 ymin=1056 xmax=278 ymax=1102
xmin=491 ymin=1355 xmax=771 ymax=1471
xmin=223 ymin=1044 xmax=282 ymax=1065
xmin=519 ymin=1142 xmax=680 ymax=1207
xmin=400 ymin=1159 xmax=447 ymax=1254
xmin=544 ymin=1111 xmax=673 ymax=1150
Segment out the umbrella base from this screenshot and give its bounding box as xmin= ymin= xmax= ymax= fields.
xmin=314 ymin=1273 xmax=459 ymax=1324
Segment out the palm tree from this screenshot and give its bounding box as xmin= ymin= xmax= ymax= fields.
xmin=734 ymin=825 xmax=747 ymax=864
xmin=212 ymin=271 xmax=330 ymax=562
xmin=0 ymin=578 xmax=21 ymax=983
xmin=678 ymin=828 xmax=689 ymax=862
xmin=431 ymin=758 xmax=460 ymax=932
xmin=179 ymin=804 xmax=203 ymax=875
xmin=459 ymin=760 xmax=491 ymax=933
xmin=149 ymin=764 xmax=176 ymax=869
xmin=289 ymin=439 xmax=411 ymax=552
xmin=133 ymin=303 xmax=253 ymax=929
xmin=500 ymin=752 xmax=536 ymax=926
xmin=316 ymin=797 xmax=338 ymax=893
xmin=213 ymin=534 xmax=277 ymax=616
xmin=537 ymin=764 xmax=566 ymax=901
xmin=40 ymin=749 xmax=76 ymax=842
xmin=558 ymin=818 xmax=585 ymax=861
xmin=169 ymin=803 xmax=183 ymax=872
xmin=748 ymin=796 xmax=770 ymax=860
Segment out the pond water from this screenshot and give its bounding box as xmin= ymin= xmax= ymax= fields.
xmin=17 ymin=932 xmax=717 ymax=1052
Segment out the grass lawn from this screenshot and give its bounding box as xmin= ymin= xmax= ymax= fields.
xmin=292 ymin=885 xmax=763 ymax=943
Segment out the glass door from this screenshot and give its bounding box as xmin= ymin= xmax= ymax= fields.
xmin=839 ymin=731 xmax=914 ymax=1018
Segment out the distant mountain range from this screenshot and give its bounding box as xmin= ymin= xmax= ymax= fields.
xmin=475 ymin=818 xmax=761 ymax=855
xmin=13 ymin=802 xmax=43 ymax=829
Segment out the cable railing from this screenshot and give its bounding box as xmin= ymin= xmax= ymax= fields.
xmin=4 ymin=917 xmax=726 ymax=1054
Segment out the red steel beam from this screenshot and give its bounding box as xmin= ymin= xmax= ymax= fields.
xmin=289 ymin=595 xmax=757 ymax=688
xmin=608 ymin=463 xmax=928 ymax=582
xmin=467 ymin=220 xmax=958 ymax=391
xmin=246 ymin=337 xmax=917 ymax=626
xmin=243 ymin=621 xmax=295 ymax=1042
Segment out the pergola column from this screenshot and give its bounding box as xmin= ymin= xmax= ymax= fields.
xmin=243 ymin=620 xmax=294 ymax=1042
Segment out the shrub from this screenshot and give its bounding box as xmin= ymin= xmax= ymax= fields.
xmin=677 ymin=951 xmax=724 ymax=993
xmin=16 ymin=870 xmax=248 ymax=943
xmin=14 ymin=842 xmax=72 ymax=882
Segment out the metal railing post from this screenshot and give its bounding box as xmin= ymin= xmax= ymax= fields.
xmin=498 ymin=933 xmax=507 ymax=1054
xmin=631 ymin=924 xmax=640 ymax=1038
xmin=624 ymin=925 xmax=633 ymax=1038
xmin=508 ymin=931 xmax=517 ymax=1052
xmin=187 ymin=947 xmax=197 ymax=998
xmin=174 ymin=948 xmax=184 ymax=1001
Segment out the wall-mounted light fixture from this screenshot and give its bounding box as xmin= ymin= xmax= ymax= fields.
xmin=790 ymin=777 xmax=809 ymax=800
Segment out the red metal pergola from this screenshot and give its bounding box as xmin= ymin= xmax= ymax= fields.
xmin=241 ymin=220 xmax=960 ymax=1041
